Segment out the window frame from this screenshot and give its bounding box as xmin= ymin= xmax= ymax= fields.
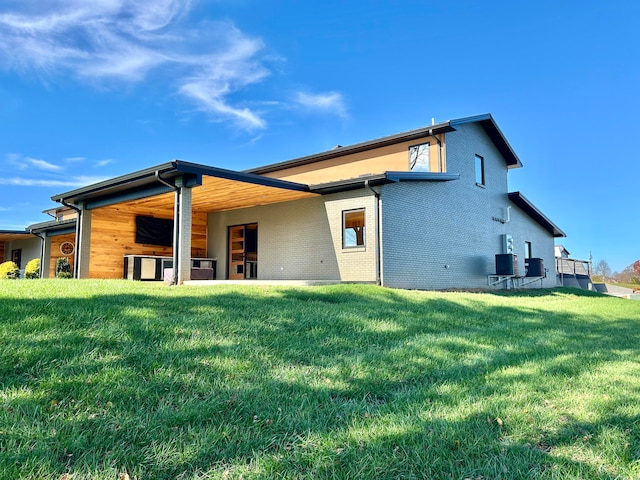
xmin=524 ymin=241 xmax=532 ymax=259
xmin=408 ymin=142 xmax=431 ymax=172
xmin=475 ymin=154 xmax=485 ymax=186
xmin=342 ymin=208 xmax=366 ymax=249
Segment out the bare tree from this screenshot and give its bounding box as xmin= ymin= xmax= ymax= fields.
xmin=594 ymin=259 xmax=612 ymax=279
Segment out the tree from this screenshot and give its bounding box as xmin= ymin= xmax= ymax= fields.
xmin=594 ymin=259 xmax=612 ymax=279
xmin=634 ymin=260 xmax=640 ymax=275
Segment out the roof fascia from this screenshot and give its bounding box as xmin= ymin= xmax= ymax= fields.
xmin=246 ymin=123 xmax=455 ymax=175
xmin=508 ymin=192 xmax=566 ymax=237
xmin=27 ymin=219 xmax=77 ymax=236
xmin=450 ymin=114 xmax=523 ymax=168
xmin=310 ymin=171 xmax=460 ymax=194
xmin=173 ymin=160 xmax=311 ymax=192
xmin=51 ymin=161 xmax=176 ymax=203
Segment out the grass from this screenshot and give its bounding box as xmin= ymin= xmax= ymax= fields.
xmin=1 ymin=280 xmax=640 ymax=479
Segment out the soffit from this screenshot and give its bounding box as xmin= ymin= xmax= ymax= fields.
xmin=113 ymin=175 xmax=318 ymax=214
xmin=0 ymin=232 xmax=35 ymax=241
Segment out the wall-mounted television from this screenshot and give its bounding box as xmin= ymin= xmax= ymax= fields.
xmin=135 ymin=216 xmax=174 ymax=247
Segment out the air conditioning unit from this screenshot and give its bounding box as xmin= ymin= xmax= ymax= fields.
xmin=496 ymin=253 xmax=518 ymax=276
xmin=525 ymin=258 xmax=544 ymax=277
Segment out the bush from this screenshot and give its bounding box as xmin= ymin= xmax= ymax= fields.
xmin=25 ymin=258 xmax=40 ymax=279
xmin=0 ymin=261 xmax=20 ymax=279
xmin=56 ymin=257 xmax=72 ymax=279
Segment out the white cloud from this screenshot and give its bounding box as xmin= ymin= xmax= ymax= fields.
xmin=294 ymin=91 xmax=347 ymax=118
xmin=65 ymin=156 xmax=86 ymax=163
xmin=0 ymin=1 xmax=272 ymax=129
xmin=0 ymin=176 xmax=108 ymax=187
xmin=95 ymin=158 xmax=115 ymax=167
xmin=26 ymin=157 xmax=63 ymax=171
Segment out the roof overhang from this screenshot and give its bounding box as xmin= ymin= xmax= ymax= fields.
xmin=450 ymin=114 xmax=522 ymax=168
xmin=0 ymin=230 xmax=36 ymax=242
xmin=28 ymin=218 xmax=77 ymax=236
xmin=310 ymin=171 xmax=460 ymax=194
xmin=508 ymin=192 xmax=565 ymax=237
xmin=51 ymin=160 xmax=318 ymax=212
xmin=246 ymin=123 xmax=457 ymax=175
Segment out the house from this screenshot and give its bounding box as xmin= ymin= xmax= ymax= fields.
xmin=0 ymin=230 xmax=40 ymax=276
xmin=22 ymin=113 xmax=565 ymax=289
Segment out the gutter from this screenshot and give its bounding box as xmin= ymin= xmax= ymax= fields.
xmin=155 ymin=171 xmax=180 ymax=285
xmin=365 ymin=180 xmax=382 ymax=286
xmin=429 ymin=128 xmax=444 ymax=172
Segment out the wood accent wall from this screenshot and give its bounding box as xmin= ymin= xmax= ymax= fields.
xmin=0 ymin=241 xmax=5 ymax=262
xmin=262 ymin=134 xmax=445 ymax=185
xmin=48 ymin=233 xmax=76 ymax=278
xmin=88 ymin=203 xmax=208 ymax=279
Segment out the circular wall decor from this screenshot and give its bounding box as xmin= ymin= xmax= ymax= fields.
xmin=60 ymin=241 xmax=75 ymax=256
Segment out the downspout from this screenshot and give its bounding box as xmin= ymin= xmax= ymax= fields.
xmin=60 ymin=199 xmax=81 ymax=278
xmin=365 ymin=180 xmax=382 ymax=286
xmin=155 ymin=171 xmax=180 ymax=285
xmin=32 ymin=231 xmax=46 ymax=279
xmin=429 ymin=128 xmax=444 ymax=172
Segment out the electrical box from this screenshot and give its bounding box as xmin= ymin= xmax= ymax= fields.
xmin=502 ymin=234 xmax=514 ymax=254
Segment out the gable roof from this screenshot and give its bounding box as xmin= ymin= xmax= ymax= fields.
xmin=508 ymin=192 xmax=565 ymax=238
xmin=247 ymin=113 xmax=521 ymax=175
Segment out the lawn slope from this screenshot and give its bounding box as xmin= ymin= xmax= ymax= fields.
xmin=1 ymin=281 xmax=639 ymax=479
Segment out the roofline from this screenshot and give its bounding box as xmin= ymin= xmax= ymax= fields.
xmin=247 ymin=113 xmax=522 ymax=175
xmin=27 ymin=218 xmax=77 ymax=234
xmin=450 ymin=114 xmax=522 ymax=168
xmin=508 ymin=192 xmax=565 ymax=237
xmin=246 ymin=122 xmax=456 ymax=175
xmin=310 ymin=171 xmax=460 ymax=195
xmin=51 ymin=160 xmax=311 ymax=205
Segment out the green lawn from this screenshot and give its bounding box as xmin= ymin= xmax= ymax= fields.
xmin=1 ymin=281 xmax=639 ymax=479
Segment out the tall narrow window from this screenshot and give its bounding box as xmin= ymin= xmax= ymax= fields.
xmin=524 ymin=241 xmax=532 ymax=259
xmin=475 ymin=154 xmax=485 ymax=186
xmin=409 ymin=143 xmax=430 ymax=171
xmin=343 ymin=209 xmax=365 ymax=248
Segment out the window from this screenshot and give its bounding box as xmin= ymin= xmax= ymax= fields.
xmin=475 ymin=154 xmax=485 ymax=186
xmin=343 ymin=209 xmax=365 ymax=248
xmin=409 ymin=143 xmax=430 ymax=171
xmin=524 ymin=241 xmax=532 ymax=259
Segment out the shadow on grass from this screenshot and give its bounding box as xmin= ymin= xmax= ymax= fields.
xmin=0 ymin=284 xmax=639 ymax=479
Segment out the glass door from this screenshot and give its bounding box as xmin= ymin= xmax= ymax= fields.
xmin=228 ymin=225 xmax=245 ymax=280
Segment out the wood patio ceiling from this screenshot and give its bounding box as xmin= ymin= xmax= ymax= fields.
xmin=0 ymin=232 xmax=35 ymax=241
xmin=115 ymin=175 xmax=318 ymax=214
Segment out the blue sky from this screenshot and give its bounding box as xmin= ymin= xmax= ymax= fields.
xmin=1 ymin=0 xmax=638 ymax=272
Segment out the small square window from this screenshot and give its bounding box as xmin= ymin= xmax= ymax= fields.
xmin=409 ymin=143 xmax=430 ymax=172
xmin=343 ymin=209 xmax=365 ymax=248
xmin=475 ymin=154 xmax=485 ymax=186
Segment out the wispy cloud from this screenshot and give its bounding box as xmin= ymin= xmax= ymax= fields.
xmin=64 ymin=156 xmax=86 ymax=163
xmin=0 ymin=176 xmax=108 ymax=187
xmin=95 ymin=158 xmax=115 ymax=167
xmin=0 ymin=1 xmax=273 ymax=129
xmin=294 ymin=91 xmax=347 ymax=118
xmin=26 ymin=157 xmax=63 ymax=171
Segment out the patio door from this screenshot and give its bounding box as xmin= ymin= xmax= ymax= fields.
xmin=228 ymin=223 xmax=258 ymax=280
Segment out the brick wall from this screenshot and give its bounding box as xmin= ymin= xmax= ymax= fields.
xmin=207 ymin=190 xmax=377 ymax=281
xmin=381 ymin=122 xmax=558 ymax=290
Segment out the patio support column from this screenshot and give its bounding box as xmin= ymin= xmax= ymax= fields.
xmin=176 ymin=177 xmax=192 ymax=285
xmin=77 ymin=203 xmax=92 ymax=279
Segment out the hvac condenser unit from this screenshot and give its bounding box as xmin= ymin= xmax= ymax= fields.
xmin=525 ymin=258 xmax=544 ymax=277
xmin=496 ymin=253 xmax=518 ymax=276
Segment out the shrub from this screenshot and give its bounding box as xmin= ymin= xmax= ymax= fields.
xmin=25 ymin=258 xmax=41 ymax=279
xmin=56 ymin=257 xmax=72 ymax=279
xmin=0 ymin=261 xmax=20 ymax=279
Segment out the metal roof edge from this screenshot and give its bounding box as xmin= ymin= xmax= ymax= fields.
xmin=508 ymin=191 xmax=566 ymax=238
xmin=309 ymin=171 xmax=460 ymax=195
xmin=51 ymin=161 xmax=176 ymax=203
xmin=27 ymin=218 xmax=77 ymax=233
xmin=450 ymin=114 xmax=523 ymax=168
